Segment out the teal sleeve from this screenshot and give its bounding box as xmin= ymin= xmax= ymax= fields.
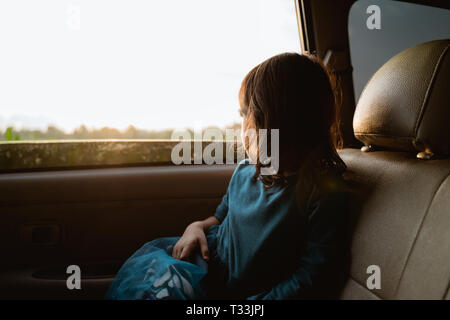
xmin=213 ymin=159 xmax=248 ymax=223
xmin=247 ymin=191 xmax=349 ymax=300
xmin=214 ymin=189 xmax=229 ymax=223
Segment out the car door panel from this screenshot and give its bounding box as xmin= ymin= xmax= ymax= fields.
xmin=0 ymin=164 xmax=236 ymax=299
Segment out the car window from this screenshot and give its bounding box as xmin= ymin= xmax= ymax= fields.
xmin=0 ymin=0 xmax=300 ymax=141
xmin=0 ymin=0 xmax=300 ymax=171
xmin=348 ymin=0 xmax=450 ymax=102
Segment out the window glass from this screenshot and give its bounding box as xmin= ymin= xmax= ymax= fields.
xmin=349 ymin=0 xmax=450 ymax=102
xmin=0 ymin=0 xmax=300 ymax=140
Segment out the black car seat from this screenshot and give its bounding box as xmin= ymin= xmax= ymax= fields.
xmin=338 ymin=39 xmax=450 ymax=299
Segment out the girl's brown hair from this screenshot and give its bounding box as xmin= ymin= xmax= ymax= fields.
xmin=239 ymin=52 xmax=346 ymax=190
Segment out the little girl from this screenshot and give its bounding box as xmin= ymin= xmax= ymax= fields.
xmin=106 ymin=52 xmax=349 ymax=300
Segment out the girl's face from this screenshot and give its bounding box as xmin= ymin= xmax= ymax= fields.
xmin=239 ymin=76 xmax=258 ymax=164
xmin=241 ymin=114 xmax=258 ymax=164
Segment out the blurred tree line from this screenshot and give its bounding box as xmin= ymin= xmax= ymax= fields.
xmin=0 ymin=123 xmax=241 ymax=141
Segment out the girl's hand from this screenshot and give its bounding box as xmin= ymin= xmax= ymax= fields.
xmin=172 ymin=221 xmax=210 ymax=262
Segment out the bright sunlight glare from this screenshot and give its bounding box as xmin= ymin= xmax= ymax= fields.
xmin=0 ymin=0 xmax=300 ymax=134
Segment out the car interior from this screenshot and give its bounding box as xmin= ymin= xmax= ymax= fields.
xmin=0 ymin=0 xmax=449 ymax=300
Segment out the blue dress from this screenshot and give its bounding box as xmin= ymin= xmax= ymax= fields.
xmin=105 ymin=160 xmax=349 ymax=300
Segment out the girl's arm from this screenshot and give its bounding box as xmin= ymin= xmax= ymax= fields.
xmin=197 ymin=186 xmax=228 ymax=231
xmin=197 ymin=216 xmax=221 ymax=231
xmin=173 ymin=186 xmax=229 ymax=262
xmin=247 ymin=191 xmax=350 ymax=300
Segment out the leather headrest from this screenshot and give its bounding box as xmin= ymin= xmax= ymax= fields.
xmin=353 ymin=39 xmax=450 ymax=158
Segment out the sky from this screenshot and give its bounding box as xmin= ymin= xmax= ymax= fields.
xmin=0 ymin=0 xmax=300 ymax=132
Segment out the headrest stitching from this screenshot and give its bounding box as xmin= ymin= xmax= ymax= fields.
xmin=413 ymin=44 xmax=450 ymax=137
